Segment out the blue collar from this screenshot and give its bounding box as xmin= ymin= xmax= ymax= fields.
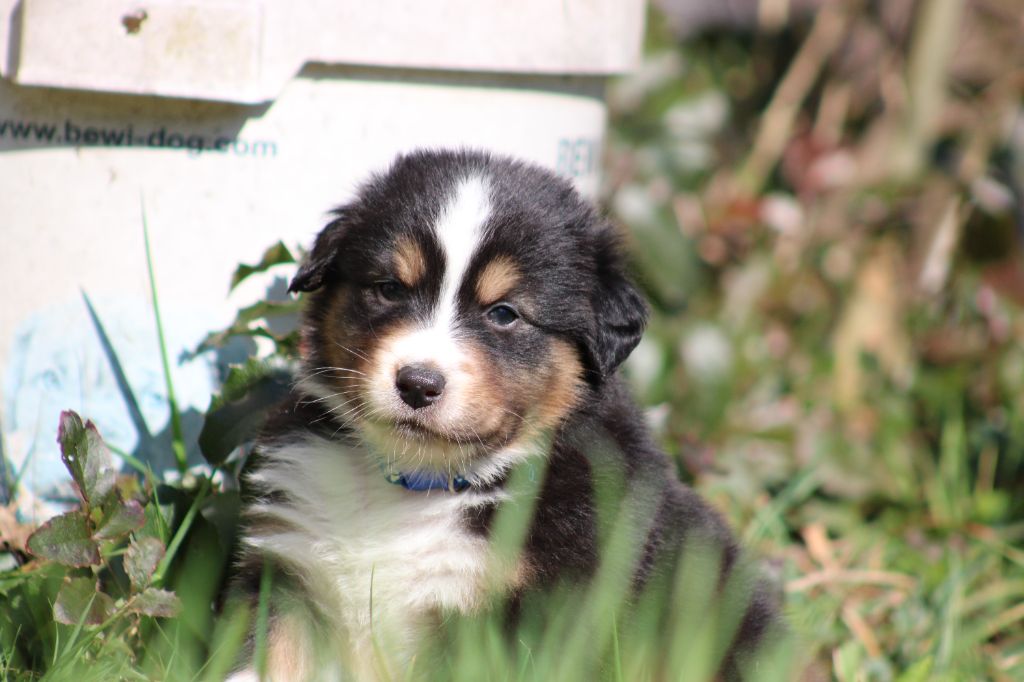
xmin=385 ymin=470 xmax=471 ymax=493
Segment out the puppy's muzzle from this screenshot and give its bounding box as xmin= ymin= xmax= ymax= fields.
xmin=396 ymin=365 xmax=446 ymax=409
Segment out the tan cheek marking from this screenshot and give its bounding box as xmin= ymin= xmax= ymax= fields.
xmin=320 ymin=287 xmax=369 ymax=374
xmin=535 ymin=339 xmax=585 ymax=428
xmin=475 ymin=257 xmax=521 ymax=305
xmin=319 ymin=290 xmax=415 ymax=400
xmin=458 ymin=343 xmax=507 ymax=434
xmin=299 ymin=288 xmax=338 ymax=361
xmin=463 ymin=339 xmax=584 ymax=444
xmin=393 ymin=235 xmax=427 ymax=287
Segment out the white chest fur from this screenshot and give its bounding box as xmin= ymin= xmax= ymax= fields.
xmin=244 ymin=436 xmax=498 ymax=669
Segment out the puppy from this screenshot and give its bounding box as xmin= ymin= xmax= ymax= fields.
xmin=230 ymin=149 xmax=777 ymax=680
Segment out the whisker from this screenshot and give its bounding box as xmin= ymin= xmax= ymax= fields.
xmin=301 ymin=391 xmax=355 ymax=406
xmin=308 ymin=397 xmax=363 ymax=424
xmin=298 ymin=393 xmax=342 ymax=406
xmin=329 ymin=405 xmax=381 ymax=440
xmin=337 ymin=401 xmax=373 ymax=422
xmin=332 ymin=342 xmax=371 ymax=362
xmin=304 ymin=366 xmax=368 ymax=377
xmin=497 ymin=405 xmax=529 ymax=424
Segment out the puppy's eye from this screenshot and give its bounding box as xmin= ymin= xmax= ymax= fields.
xmin=375 ymin=280 xmax=406 ymax=303
xmin=486 ymin=303 xmax=519 ymax=327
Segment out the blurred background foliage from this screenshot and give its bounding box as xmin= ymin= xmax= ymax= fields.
xmin=605 ymin=0 xmax=1024 ymax=679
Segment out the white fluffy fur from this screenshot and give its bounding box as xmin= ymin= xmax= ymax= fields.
xmin=242 ymin=433 xmax=507 ymax=678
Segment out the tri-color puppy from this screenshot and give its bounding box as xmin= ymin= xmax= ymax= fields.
xmin=230 ymin=150 xmax=777 ymax=680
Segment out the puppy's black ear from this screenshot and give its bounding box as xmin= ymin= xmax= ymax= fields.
xmin=582 ymin=226 xmax=648 ymax=382
xmin=288 ymin=208 xmax=351 ymax=294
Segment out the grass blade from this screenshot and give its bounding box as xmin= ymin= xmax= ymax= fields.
xmin=152 ymin=477 xmax=211 ymax=586
xmin=254 ymin=559 xmax=273 ymax=680
xmin=81 ymin=291 xmax=158 ymax=464
xmin=140 ymin=198 xmax=187 ymax=474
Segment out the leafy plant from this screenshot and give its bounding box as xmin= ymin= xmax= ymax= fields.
xmin=193 ymin=240 xmax=302 ymax=359
xmin=199 ymin=359 xmax=292 ymax=468
xmin=25 ymin=411 xmax=181 ymax=626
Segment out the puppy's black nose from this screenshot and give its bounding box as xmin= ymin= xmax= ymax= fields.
xmin=395 ymin=365 xmax=446 ymax=409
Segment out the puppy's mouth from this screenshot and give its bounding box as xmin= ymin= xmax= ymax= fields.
xmin=387 ymin=418 xmax=501 ymax=448
xmin=393 ymin=419 xmax=447 ymax=441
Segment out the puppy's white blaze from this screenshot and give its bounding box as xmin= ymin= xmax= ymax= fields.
xmin=432 ymin=175 xmax=491 ymax=331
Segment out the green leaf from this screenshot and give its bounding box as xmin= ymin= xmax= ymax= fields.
xmin=230 ymin=241 xmax=295 ymax=291
xmin=233 ymin=300 xmax=301 ymax=327
xmin=124 ymin=536 xmax=165 ymax=590
xmin=215 ymin=359 xmax=293 ymax=406
xmin=57 ymin=411 xmax=115 ymax=506
xmin=191 ymin=299 xmax=299 ymax=356
xmin=193 ymin=325 xmax=277 ymax=356
xmin=833 ymin=640 xmax=864 ymax=682
xmin=53 ymin=577 xmax=116 ymax=625
xmin=895 ymin=658 xmax=933 ymax=682
xmin=128 ymin=587 xmax=181 ymax=618
xmin=201 ymin=489 xmax=242 ymax=551
xmin=26 ymin=511 xmax=100 ymax=567
xmin=93 ymin=499 xmax=145 ymax=541
xmin=198 ymin=361 xmax=292 ymax=465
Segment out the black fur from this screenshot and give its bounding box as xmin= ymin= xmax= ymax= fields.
xmin=235 ymin=149 xmax=780 ymax=679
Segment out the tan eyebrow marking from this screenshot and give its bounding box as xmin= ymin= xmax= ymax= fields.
xmin=475 ymin=256 xmax=521 ymax=305
xmin=393 ymin=235 xmax=427 ymax=287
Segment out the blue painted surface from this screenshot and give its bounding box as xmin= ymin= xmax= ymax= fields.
xmin=2 ymin=295 xmax=219 ymax=515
